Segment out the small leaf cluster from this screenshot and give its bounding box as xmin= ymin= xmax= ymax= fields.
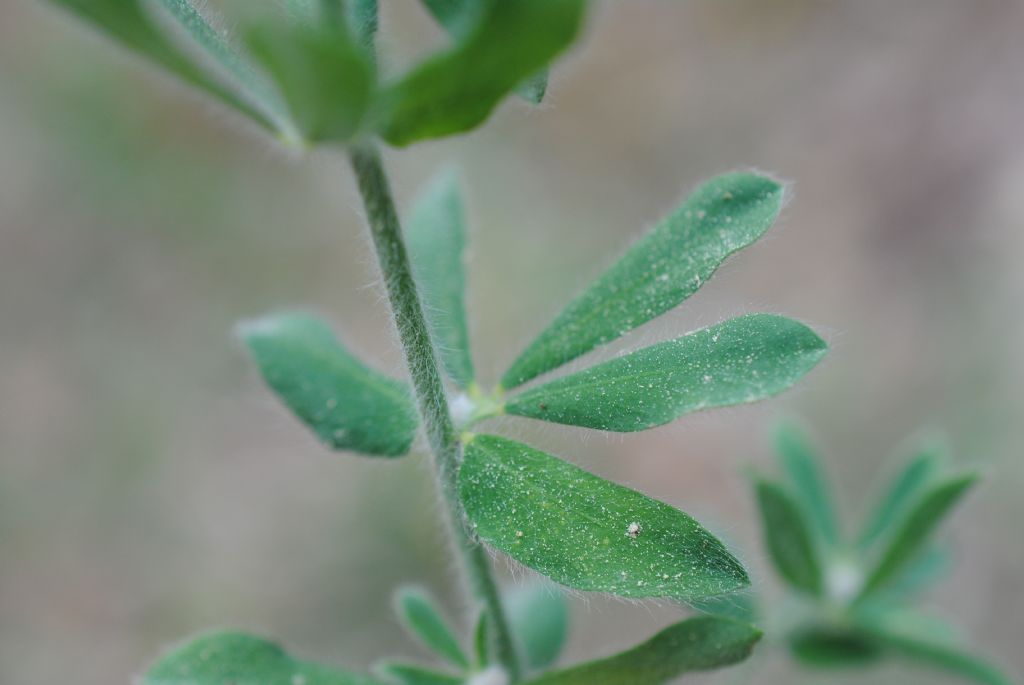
xmin=142 ymin=583 xmax=762 ymax=685
xmin=752 ymin=423 xmax=1009 ymax=684
xmin=243 ymin=169 xmax=828 ymax=606
xmin=47 ymin=0 xmax=584 ymax=147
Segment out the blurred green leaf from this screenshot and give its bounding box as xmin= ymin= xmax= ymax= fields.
xmin=48 ymin=0 xmax=284 ymax=132
xmin=407 ymin=170 xmax=475 ymax=388
xmin=501 ymin=173 xmax=785 ymax=389
xmin=375 ymin=663 xmax=462 ymax=685
xmin=505 ymin=314 xmax=825 ymax=432
xmin=143 ymin=631 xmax=383 ymax=685
xmin=754 ymin=478 xmax=823 ymax=596
xmin=524 ymin=616 xmax=762 ymax=685
xmin=859 ymin=444 xmax=944 ymax=549
xmin=855 ymin=611 xmax=1010 ymax=685
xmin=860 ymin=473 xmax=977 ymax=596
xmin=375 ymin=0 xmax=585 ymax=146
xmin=507 ymin=583 xmax=569 ymax=671
xmin=881 ymin=544 xmax=949 ymax=599
xmin=472 ymin=608 xmax=490 ymax=669
xmin=246 ymin=22 xmax=374 ymax=143
xmin=240 ymin=312 xmax=418 ymax=457
xmin=345 ymin=0 xmax=378 ymax=55
xmin=394 ymin=586 xmax=469 ymax=669
xmin=775 ymin=422 xmax=839 ymax=546
xmin=418 ymin=0 xmax=550 ymax=104
xmin=788 ymin=626 xmax=882 ymax=668
xmin=688 ymin=592 xmax=757 ymax=624
xmin=460 ymin=434 xmax=749 ymax=600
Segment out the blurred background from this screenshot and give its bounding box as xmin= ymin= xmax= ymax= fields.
xmin=2 ymin=1 xmax=1023 ymax=683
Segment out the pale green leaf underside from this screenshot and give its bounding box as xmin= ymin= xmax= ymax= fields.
xmin=394 ymin=586 xmax=469 ymax=669
xmin=506 ymin=314 xmax=826 ymax=432
xmin=246 ymin=23 xmax=374 ymax=143
xmin=859 ymin=444 xmax=944 ymax=549
xmin=502 ymin=173 xmax=785 ymax=389
xmin=775 ymin=421 xmax=839 ymax=545
xmin=375 ymin=0 xmax=585 ymax=146
xmin=407 ymin=170 xmax=475 ymax=387
xmin=48 ymin=0 xmax=283 ymax=132
xmin=506 ymin=583 xmax=569 ymax=671
xmin=240 ymin=312 xmax=418 ymax=457
xmin=524 ymin=616 xmax=762 ymax=685
xmin=854 ymin=612 xmax=1011 ymax=685
xmin=460 ymin=435 xmax=749 ymax=600
xmin=144 ymin=631 xmax=383 ymax=685
xmin=861 ymin=473 xmax=977 ymax=596
xmin=754 ymin=478 xmax=822 ymax=596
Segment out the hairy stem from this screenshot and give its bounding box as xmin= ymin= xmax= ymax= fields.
xmin=348 ymin=143 xmax=522 ymax=682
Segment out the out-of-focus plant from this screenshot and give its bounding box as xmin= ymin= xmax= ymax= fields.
xmin=45 ymin=1 xmax=832 ymax=683
xmin=749 ymin=422 xmax=1010 ymax=684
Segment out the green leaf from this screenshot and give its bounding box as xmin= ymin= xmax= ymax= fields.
xmin=505 ymin=315 xmax=825 ymax=432
xmin=855 ymin=611 xmax=1011 ymax=685
xmin=374 ymin=663 xmax=463 ymax=685
xmin=143 ymin=631 xmax=383 ymax=685
xmin=754 ymin=478 xmax=823 ymax=596
xmin=345 ymin=0 xmax=379 ymax=56
xmin=472 ymin=608 xmax=490 ymax=668
xmin=524 ymin=616 xmax=762 ymax=685
xmin=48 ymin=0 xmax=284 ymax=133
xmin=881 ymin=544 xmax=949 ymax=599
xmin=860 ymin=473 xmax=977 ymax=596
xmin=246 ymin=22 xmax=374 ymax=143
xmin=240 ymin=312 xmax=418 ymax=457
xmin=407 ymin=170 xmax=475 ymax=388
xmin=688 ymin=592 xmax=757 ymax=624
xmin=775 ymin=422 xmax=839 ymax=546
xmin=418 ymin=0 xmax=550 ymax=105
xmin=788 ymin=626 xmax=882 ymax=667
xmin=858 ymin=443 xmax=944 ymax=549
xmin=460 ymin=435 xmax=749 ymax=600
xmin=516 ymin=70 xmax=550 ymax=104
xmin=375 ymin=0 xmax=586 ymax=146
xmin=506 ymin=583 xmax=569 ymax=670
xmin=394 ymin=586 xmax=469 ymax=669
xmin=501 ymin=173 xmax=785 ymax=389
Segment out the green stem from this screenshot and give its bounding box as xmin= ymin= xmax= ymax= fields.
xmin=348 ymin=143 xmax=522 ymax=682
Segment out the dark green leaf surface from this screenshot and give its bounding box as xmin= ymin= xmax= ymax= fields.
xmin=501 ymin=174 xmax=785 ymax=389
xmin=882 ymin=544 xmax=949 ymax=599
xmin=855 ymin=612 xmax=1010 ymax=685
xmin=240 ymin=312 xmax=418 ymax=456
xmin=524 ymin=617 xmax=762 ymax=685
xmin=788 ymin=626 xmax=882 ymax=667
xmin=460 ymin=435 xmax=749 ymax=600
xmin=419 ymin=0 xmax=550 ymax=104
xmin=394 ymin=586 xmax=469 ymax=669
xmin=775 ymin=422 xmax=839 ymax=545
xmin=246 ymin=22 xmax=374 ymax=143
xmin=507 ymin=583 xmax=569 ymax=670
xmin=407 ymin=170 xmax=474 ymax=388
xmin=861 ymin=473 xmax=977 ymax=596
xmin=754 ymin=479 xmax=822 ymax=596
xmin=144 ymin=631 xmax=383 ymax=685
xmin=858 ymin=445 xmax=943 ymax=549
xmin=375 ymin=663 xmax=462 ymax=685
xmin=48 ymin=0 xmax=281 ymax=131
xmin=375 ymin=0 xmax=585 ymax=146
xmin=505 ymin=315 xmax=825 ymax=432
